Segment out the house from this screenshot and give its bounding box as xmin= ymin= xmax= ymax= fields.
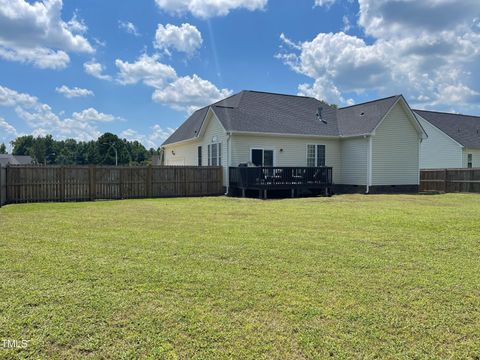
xmin=414 ymin=110 xmax=480 ymax=169
xmin=162 ymin=91 xmax=426 ymax=196
xmin=0 ymin=154 xmax=33 ymax=167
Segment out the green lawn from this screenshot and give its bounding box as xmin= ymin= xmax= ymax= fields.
xmin=1 ymin=194 xmax=480 ymax=359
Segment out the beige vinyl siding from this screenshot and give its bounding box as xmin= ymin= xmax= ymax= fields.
xmin=163 ymin=111 xmax=228 ymax=185
xmin=163 ymin=141 xmax=197 ymax=166
xmin=340 ymin=137 xmax=368 ymax=185
xmin=371 ymin=101 xmax=420 ymax=185
xmin=417 ymin=115 xmax=463 ymax=169
xmin=463 ymin=148 xmax=480 ymax=168
xmin=230 ymin=134 xmax=342 ymax=183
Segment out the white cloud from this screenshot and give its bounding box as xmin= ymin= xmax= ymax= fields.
xmin=298 ymin=77 xmax=354 ymax=106
xmin=114 ymin=52 xmax=231 ymax=113
xmin=67 ymin=12 xmax=88 ymax=34
xmin=277 ymin=0 xmax=480 ymax=111
xmin=71 ymin=108 xmax=120 ymax=122
xmin=121 ymin=125 xmax=175 ymax=148
xmin=152 ymin=74 xmax=233 ymax=113
xmin=154 ymin=23 xmax=203 ymax=55
xmin=0 ymin=84 xmax=110 ymax=141
xmin=0 ymin=46 xmax=70 ymax=69
xmin=55 ymin=85 xmax=94 ymax=98
xmin=0 ymin=85 xmax=38 ymax=107
xmin=0 ymin=0 xmax=94 ymax=69
xmin=84 ymin=60 xmax=112 ymax=81
xmin=0 ymin=116 xmax=17 ymax=135
xmin=119 ymin=21 xmax=140 ymax=37
xmin=115 ymin=53 xmax=177 ymax=88
xmin=342 ymin=15 xmax=350 ymax=32
xmin=154 ymin=0 xmax=267 ymax=18
xmin=314 ymin=0 xmax=337 ymax=7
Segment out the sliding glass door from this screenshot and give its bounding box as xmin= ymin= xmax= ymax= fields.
xmin=251 ymin=149 xmax=274 ymax=166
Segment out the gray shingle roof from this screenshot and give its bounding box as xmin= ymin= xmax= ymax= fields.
xmin=0 ymin=155 xmax=33 ymax=167
xmin=337 ymin=95 xmax=401 ymax=136
xmin=162 ymin=91 xmax=404 ymax=145
xmin=414 ymin=110 xmax=480 ymax=148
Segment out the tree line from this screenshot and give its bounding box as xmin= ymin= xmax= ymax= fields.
xmin=1 ymin=133 xmax=162 ymax=165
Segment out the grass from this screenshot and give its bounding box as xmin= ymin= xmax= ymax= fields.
xmin=1 ymin=194 xmax=480 ymax=359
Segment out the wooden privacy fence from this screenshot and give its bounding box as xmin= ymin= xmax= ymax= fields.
xmin=420 ymin=168 xmax=480 ymax=193
xmin=0 ymin=165 xmax=223 ymax=205
xmin=0 ymin=166 xmax=6 ymax=206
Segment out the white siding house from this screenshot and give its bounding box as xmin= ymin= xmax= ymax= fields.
xmin=414 ymin=109 xmax=480 ymax=169
xmin=163 ymin=91 xmax=426 ymax=194
xmin=340 ymin=137 xmax=368 ymax=186
xmin=416 ymin=114 xmax=463 ymax=169
xmin=371 ymin=100 xmax=420 ymax=186
xmin=463 ymin=148 xmax=480 ymax=168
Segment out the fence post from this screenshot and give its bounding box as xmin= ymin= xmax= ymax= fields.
xmin=89 ymin=166 xmax=96 ymax=201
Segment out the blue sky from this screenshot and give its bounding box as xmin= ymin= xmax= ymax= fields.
xmin=1 ymin=0 xmax=479 ymax=149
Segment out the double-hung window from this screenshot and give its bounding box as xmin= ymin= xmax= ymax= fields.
xmin=207 ymin=143 xmax=222 ymax=166
xmin=468 ymin=154 xmax=473 ymax=168
xmin=307 ymin=144 xmax=326 ymax=167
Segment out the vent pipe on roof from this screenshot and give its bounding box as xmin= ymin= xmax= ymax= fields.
xmin=316 ymin=106 xmax=327 ymax=124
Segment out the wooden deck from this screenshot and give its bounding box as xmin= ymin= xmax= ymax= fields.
xmin=229 ymin=166 xmax=333 ymax=198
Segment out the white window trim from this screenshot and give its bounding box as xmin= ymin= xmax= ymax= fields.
xmin=208 ymin=142 xmax=222 ymax=166
xmin=306 ymin=144 xmax=326 ymax=167
xmin=250 ymin=147 xmax=275 ymax=166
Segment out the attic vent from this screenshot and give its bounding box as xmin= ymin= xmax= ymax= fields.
xmin=316 ymin=106 xmax=327 ymax=124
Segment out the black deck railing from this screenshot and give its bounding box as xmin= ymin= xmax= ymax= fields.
xmin=229 ymin=166 xmax=333 ymax=189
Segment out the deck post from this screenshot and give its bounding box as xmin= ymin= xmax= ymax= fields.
xmin=291 ymin=188 xmax=295 ymax=198
xmin=264 ymin=190 xmax=267 ymax=199
xmin=242 ymin=188 xmax=245 ymax=198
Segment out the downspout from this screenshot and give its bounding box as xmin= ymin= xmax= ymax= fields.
xmin=366 ymin=135 xmax=373 ymax=194
xmin=418 ymin=137 xmax=422 ymax=185
xmin=225 ymin=132 xmax=231 ymax=195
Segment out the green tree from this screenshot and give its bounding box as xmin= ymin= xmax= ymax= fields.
xmin=9 ymin=133 xmax=153 ymax=165
xmin=0 ymin=143 xmax=6 ymax=154
xmin=11 ymin=135 xmax=34 ymax=155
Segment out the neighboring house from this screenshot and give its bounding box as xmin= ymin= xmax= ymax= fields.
xmin=162 ymin=91 xmax=426 ymax=194
xmin=0 ymin=154 xmax=33 ymax=167
xmin=414 ymin=110 xmax=480 ymax=169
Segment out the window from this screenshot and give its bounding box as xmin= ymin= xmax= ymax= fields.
xmin=197 ymin=146 xmax=202 ymax=166
xmin=307 ymin=144 xmax=326 ymax=167
xmin=208 ymin=143 xmax=221 ymax=166
xmin=251 ymin=149 xmax=274 ymax=166
xmin=468 ymin=153 xmax=473 ymax=168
